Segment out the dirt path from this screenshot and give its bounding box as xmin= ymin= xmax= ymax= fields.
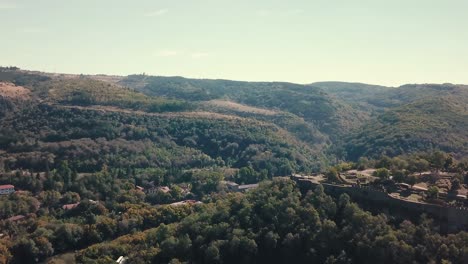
xmin=51 ymin=104 xmax=254 ymax=122
xmin=205 ymin=100 xmax=278 ymax=116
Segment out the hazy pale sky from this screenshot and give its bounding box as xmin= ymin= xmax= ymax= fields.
xmin=1 ymin=0 xmax=467 ymax=86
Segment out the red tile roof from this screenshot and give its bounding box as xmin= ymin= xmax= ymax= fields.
xmin=62 ymin=203 xmax=80 ymax=210
xmin=0 ymin=185 xmax=14 ymax=190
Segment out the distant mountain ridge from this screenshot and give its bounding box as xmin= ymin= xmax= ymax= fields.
xmin=118 ymin=75 xmax=468 ymax=160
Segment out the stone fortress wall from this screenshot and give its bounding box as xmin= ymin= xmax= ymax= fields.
xmin=292 ymin=176 xmax=468 ymax=233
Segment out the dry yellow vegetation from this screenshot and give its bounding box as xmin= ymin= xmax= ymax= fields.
xmin=0 ymin=82 xmax=30 ymax=99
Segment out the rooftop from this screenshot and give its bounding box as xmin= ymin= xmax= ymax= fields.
xmin=62 ymin=203 xmax=80 ymax=210
xmin=7 ymin=215 xmax=25 ymax=222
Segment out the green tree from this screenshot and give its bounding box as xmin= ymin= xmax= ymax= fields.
xmin=34 ymin=237 xmax=54 ymax=260
xmin=431 ymin=151 xmax=447 ymax=173
xmin=190 ymin=171 xmax=224 ymax=196
xmin=39 ymin=190 xmax=62 ymax=207
xmin=325 ymin=168 xmax=340 ymax=183
xmin=236 ymin=166 xmax=257 ymax=184
xmin=373 ymin=168 xmax=390 ymax=179
xmin=204 ymin=244 xmax=220 ymax=263
xmin=11 ymin=238 xmax=37 ymax=263
xmin=450 ymin=178 xmax=461 ymax=191
xmin=376 ymin=156 xmax=392 ymax=169
xmin=427 ymin=186 xmax=439 ymax=199
xmin=408 ymin=158 xmax=430 ymax=175
xmin=357 ymin=157 xmax=369 ymax=170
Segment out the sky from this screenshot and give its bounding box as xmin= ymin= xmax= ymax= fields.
xmin=1 ymin=0 xmax=468 ymax=86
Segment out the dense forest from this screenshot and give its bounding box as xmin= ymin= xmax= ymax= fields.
xmin=76 ymin=179 xmax=467 ymax=264
xmin=120 ymin=75 xmax=468 ymax=159
xmin=0 ymin=67 xmax=467 ymax=263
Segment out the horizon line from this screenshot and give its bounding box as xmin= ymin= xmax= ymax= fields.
xmin=2 ymin=65 xmax=466 ymax=88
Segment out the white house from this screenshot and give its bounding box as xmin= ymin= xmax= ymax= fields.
xmin=0 ymin=185 xmax=15 ymax=195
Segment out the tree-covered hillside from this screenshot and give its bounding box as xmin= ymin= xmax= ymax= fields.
xmin=345 ymin=96 xmax=468 ymax=160
xmin=76 ymin=179 xmax=468 ymax=264
xmin=317 ymin=82 xmax=468 ymax=113
xmin=1 ymin=67 xmax=468 ymax=264
xmin=119 ymin=75 xmax=468 ymax=162
xmin=311 ymin=81 xmax=393 ymax=114
xmin=0 ymin=69 xmax=324 ymax=175
xmin=0 ymin=68 xmax=191 ymax=113
xmin=119 ymin=75 xmax=368 ymax=140
xmin=332 ymin=83 xmax=468 ymax=160
xmin=3 ymin=68 xmax=468 ymax=166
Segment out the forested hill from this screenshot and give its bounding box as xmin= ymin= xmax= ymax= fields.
xmin=119 ymin=75 xmax=367 ymax=139
xmin=1 ymin=67 xmax=468 ymax=170
xmin=345 ymin=95 xmax=468 ymax=160
xmin=119 ymin=75 xmax=468 ymax=160
xmin=314 ymin=81 xmax=468 ymax=113
xmin=0 ymin=68 xmax=324 ymax=175
xmin=312 ymin=81 xmax=468 ymax=159
xmin=0 ymin=69 xmax=191 ymax=113
xmin=310 ymin=81 xmax=393 ymax=114
xmin=1 ymin=67 xmax=468 ymax=263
